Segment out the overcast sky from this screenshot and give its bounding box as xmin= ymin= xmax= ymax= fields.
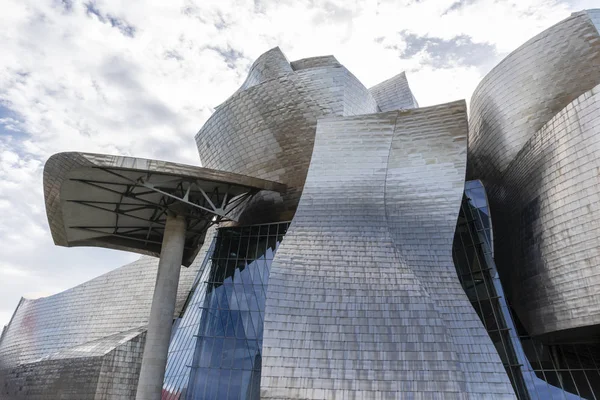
xmin=0 ymin=0 xmax=597 ymax=328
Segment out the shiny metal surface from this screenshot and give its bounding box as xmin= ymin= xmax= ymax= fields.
xmin=468 ymin=10 xmax=600 ymax=177
xmin=468 ymin=9 xmax=600 ymax=339
xmin=15 ymin=18 xmax=600 ymax=396
xmin=2 ymin=46 xmax=427 ymax=399
xmin=195 ymin=47 xmax=408 ymax=222
xmin=0 ymin=254 xmax=203 ymax=399
xmin=261 ymin=102 xmax=514 ymax=399
xmin=497 ymin=83 xmax=600 ymax=338
xmin=1 ymin=328 xmax=147 ymax=400
xmin=368 ymin=71 xmax=419 ymax=111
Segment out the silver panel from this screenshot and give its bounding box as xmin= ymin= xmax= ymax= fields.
xmin=467 ymin=9 xmax=600 ymax=338
xmin=468 ymin=10 xmax=600 ymax=178
xmin=585 ymin=8 xmax=600 ymax=31
xmin=368 ymin=71 xmax=419 ymax=111
xmin=0 ymin=228 xmax=218 ymax=399
xmin=0 ymin=255 xmax=200 ymax=369
xmin=261 ymin=102 xmax=514 ymax=399
xmin=495 ymin=83 xmax=600 ymax=337
xmin=195 ymin=48 xmax=383 ymax=222
xmin=0 ymin=257 xmax=202 ymax=400
xmin=290 ymin=55 xmax=340 ymax=70
xmin=1 ymin=328 xmax=146 ymax=400
xmin=454 ymin=181 xmax=600 ymax=399
xmin=231 ymin=47 xmax=293 ymax=97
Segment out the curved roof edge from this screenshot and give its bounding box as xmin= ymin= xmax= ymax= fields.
xmin=290 ymin=55 xmax=341 ymax=70
xmin=471 ymin=9 xmax=599 ymax=102
xmin=468 ymin=9 xmax=600 ymax=176
xmin=368 ymin=71 xmax=419 ymax=111
xmin=0 ymin=297 xmax=25 ymax=346
xmin=233 ymin=47 xmax=292 ymax=96
xmin=43 ymin=152 xmax=286 ymax=264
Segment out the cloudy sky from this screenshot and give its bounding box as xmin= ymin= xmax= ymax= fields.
xmin=0 ymin=0 xmax=596 ymax=327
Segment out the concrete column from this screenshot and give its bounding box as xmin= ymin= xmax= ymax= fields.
xmin=136 ymin=214 xmax=186 ymax=400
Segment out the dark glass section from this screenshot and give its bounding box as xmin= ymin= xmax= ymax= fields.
xmin=453 ymin=180 xmax=600 ymax=400
xmin=162 ymin=222 xmax=289 ymax=400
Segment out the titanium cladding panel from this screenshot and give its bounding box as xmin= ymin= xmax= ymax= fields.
xmin=468 ymin=10 xmax=600 ymax=178
xmin=468 ymin=9 xmax=600 ymax=338
xmin=368 ymin=71 xmax=419 ymax=111
xmin=195 ymin=47 xmax=382 ymax=221
xmin=0 ymin=255 xmax=200 ymax=371
xmin=261 ymin=102 xmax=514 ymax=399
xmin=0 ymin=231 xmax=219 ymax=400
xmin=498 ymin=83 xmax=600 ymax=337
xmin=1 ymin=328 xmax=146 ymax=400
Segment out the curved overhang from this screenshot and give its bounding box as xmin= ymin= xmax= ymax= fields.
xmin=43 ymin=152 xmax=286 ymax=266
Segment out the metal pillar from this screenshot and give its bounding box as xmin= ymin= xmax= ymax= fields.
xmin=136 ymin=214 xmax=186 ymax=400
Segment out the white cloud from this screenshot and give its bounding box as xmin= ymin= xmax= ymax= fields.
xmin=0 ymin=0 xmax=591 ymax=327
xmin=0 ymin=263 xmax=33 ymax=278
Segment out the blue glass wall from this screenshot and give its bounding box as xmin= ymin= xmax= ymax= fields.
xmin=162 ymin=222 xmax=289 ymax=400
xmin=162 ymin=238 xmax=217 ymax=400
xmin=453 ymin=180 xmax=600 ymax=399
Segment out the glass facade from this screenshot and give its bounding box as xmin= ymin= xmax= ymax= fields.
xmin=162 ymin=222 xmax=289 ymax=400
xmin=453 ymin=180 xmax=600 ymax=400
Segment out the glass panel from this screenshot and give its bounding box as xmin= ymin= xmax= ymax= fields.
xmin=174 ymin=222 xmax=289 ymax=400
xmin=586 ymin=370 xmax=600 ymax=398
xmin=572 ymin=371 xmax=594 ymax=400
xmin=204 ymin=368 xmax=220 ymax=400
xmin=217 ymin=370 xmax=232 ymax=400
xmin=559 ymin=371 xmax=579 ymax=397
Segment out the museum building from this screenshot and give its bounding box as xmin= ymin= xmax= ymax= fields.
xmin=1 ymin=9 xmax=600 ymax=400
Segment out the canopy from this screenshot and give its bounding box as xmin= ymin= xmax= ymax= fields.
xmin=44 ymin=152 xmax=286 ymax=266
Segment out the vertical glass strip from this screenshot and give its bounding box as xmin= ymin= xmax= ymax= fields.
xmin=165 ymin=222 xmax=290 ymax=400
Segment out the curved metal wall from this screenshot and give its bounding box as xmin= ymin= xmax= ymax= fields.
xmin=260 ymin=102 xmax=514 ymax=399
xmin=383 ymin=104 xmax=510 ymax=396
xmin=468 ymin=10 xmax=600 ymax=178
xmin=467 ymin=9 xmax=600 ymax=339
xmin=0 ymin=255 xmax=200 ymax=370
xmin=453 ymin=181 xmax=600 ymax=399
xmin=498 ymin=83 xmax=600 ymax=338
xmin=195 ymin=48 xmax=386 ymax=222
xmin=368 ymin=71 xmax=419 ymax=111
xmin=231 ymin=47 xmax=293 ymax=97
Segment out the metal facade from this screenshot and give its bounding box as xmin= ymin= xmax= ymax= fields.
xmin=260 ymin=103 xmax=514 ymax=399
xmin=368 ymin=71 xmax=419 ymax=111
xmin=2 ymin=328 xmax=147 ymax=400
xmin=194 ymin=48 xmax=382 ymax=223
xmin=4 ymin=9 xmax=600 ymax=398
xmin=0 ymin=248 xmax=208 ymax=399
xmin=468 ymin=9 xmax=600 ymax=339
